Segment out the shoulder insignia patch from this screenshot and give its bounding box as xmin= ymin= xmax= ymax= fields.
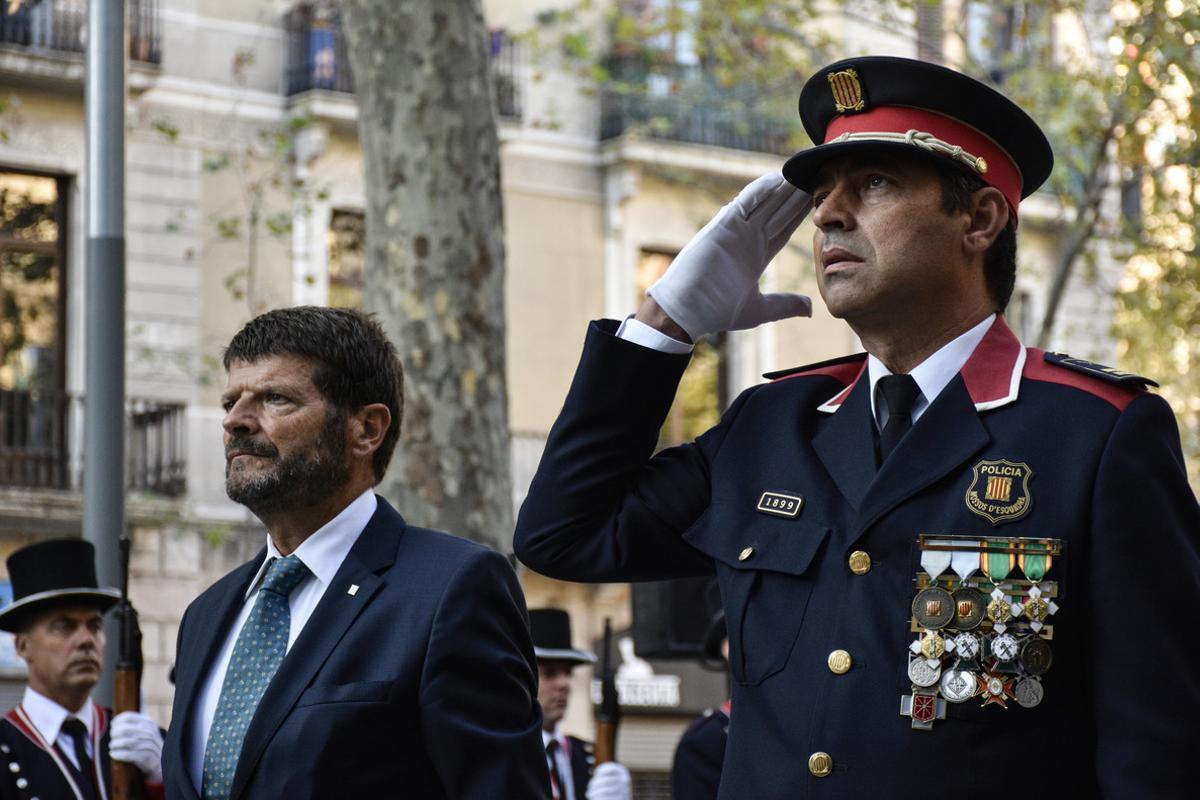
xmin=764 ymin=352 xmax=866 ymax=382
xmin=1042 ymin=352 xmax=1158 ymax=388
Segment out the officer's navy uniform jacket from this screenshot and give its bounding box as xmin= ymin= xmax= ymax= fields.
xmin=515 ymin=318 xmax=1200 ymax=799
xmin=0 ymin=702 xmax=164 ymax=800
xmin=162 ymin=497 xmax=550 ymax=800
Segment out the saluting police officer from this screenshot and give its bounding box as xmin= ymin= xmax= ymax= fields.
xmin=515 ymin=55 xmax=1200 ymax=798
xmin=0 ymin=539 xmax=164 ymax=800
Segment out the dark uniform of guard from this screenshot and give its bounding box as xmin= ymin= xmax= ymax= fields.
xmin=671 ymin=614 xmax=729 ymax=800
xmin=515 ymin=56 xmax=1200 ymax=799
xmin=0 ymin=540 xmax=165 ymax=800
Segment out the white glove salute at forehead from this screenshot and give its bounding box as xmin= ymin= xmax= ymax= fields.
xmin=647 ymin=172 xmax=814 ymax=342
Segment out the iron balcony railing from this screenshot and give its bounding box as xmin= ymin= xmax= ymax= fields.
xmin=600 ymin=85 xmax=799 ymax=156
xmin=0 ymin=389 xmax=186 ymax=497
xmin=284 ymin=3 xmax=522 ymax=120
xmin=0 ymin=0 xmax=161 ymax=64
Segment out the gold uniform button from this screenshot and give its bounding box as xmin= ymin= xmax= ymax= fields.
xmin=848 ymin=551 xmax=872 ymax=575
xmin=808 ymin=752 xmax=833 ymax=777
xmin=827 ymin=650 xmax=852 ymax=674
xmin=738 ymin=546 xmax=754 ymax=561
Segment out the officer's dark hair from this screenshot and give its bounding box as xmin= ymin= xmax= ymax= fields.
xmin=938 ymin=169 xmax=1018 ymax=312
xmin=223 ymin=306 xmax=403 ymax=483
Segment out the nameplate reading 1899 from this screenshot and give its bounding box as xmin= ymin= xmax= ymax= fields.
xmin=756 ymin=491 xmax=804 ymax=518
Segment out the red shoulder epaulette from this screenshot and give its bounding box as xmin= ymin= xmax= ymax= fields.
xmin=764 ymin=352 xmax=866 ymax=384
xmin=1023 ymin=349 xmax=1155 ymax=411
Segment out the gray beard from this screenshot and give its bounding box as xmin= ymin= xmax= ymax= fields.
xmin=225 ymin=417 xmax=351 ymax=517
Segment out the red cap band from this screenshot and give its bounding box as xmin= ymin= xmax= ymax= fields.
xmin=826 ymin=106 xmax=1024 ymax=218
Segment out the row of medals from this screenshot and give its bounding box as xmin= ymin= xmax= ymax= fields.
xmin=904 ymin=574 xmax=1059 ymax=728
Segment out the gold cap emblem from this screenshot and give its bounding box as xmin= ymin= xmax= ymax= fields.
xmin=828 ymin=69 xmax=866 ymax=113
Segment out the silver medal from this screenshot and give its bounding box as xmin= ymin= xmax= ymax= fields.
xmin=907 ymin=656 xmax=942 ymax=688
xmin=953 ymin=632 xmax=981 ymax=660
xmin=1014 ymin=677 xmax=1044 ymax=708
xmin=940 ymin=669 xmax=978 ymax=703
xmin=991 ymin=632 xmax=1019 ymax=662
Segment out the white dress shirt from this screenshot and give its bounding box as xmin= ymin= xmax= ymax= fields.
xmin=866 ymin=314 xmax=995 ymax=429
xmin=617 ymin=312 xmax=997 ymax=430
xmin=187 ymin=489 xmax=378 ymax=792
xmin=20 ymin=686 xmax=94 ymax=770
xmin=542 ymin=727 xmax=577 ymax=800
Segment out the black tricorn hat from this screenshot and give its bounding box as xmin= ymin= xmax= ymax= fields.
xmin=529 ymin=608 xmax=596 ymax=665
xmin=782 ymin=56 xmax=1053 ymax=221
xmin=0 ymin=539 xmax=120 ymax=632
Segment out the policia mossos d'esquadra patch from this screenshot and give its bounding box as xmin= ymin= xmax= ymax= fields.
xmin=901 ymin=535 xmax=1064 ymax=730
xmin=964 ymin=459 xmax=1033 ymax=525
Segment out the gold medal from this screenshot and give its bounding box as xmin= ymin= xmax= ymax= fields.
xmin=986 ymin=597 xmax=1011 ymax=625
xmin=919 ymin=631 xmax=945 ymax=660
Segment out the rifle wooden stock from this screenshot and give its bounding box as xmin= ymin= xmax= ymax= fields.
xmin=112 ymin=665 xmax=143 ymax=800
xmin=113 ymin=537 xmax=145 ymax=800
xmin=594 ymin=720 xmax=617 ymax=765
xmin=594 ymin=617 xmax=620 ymax=764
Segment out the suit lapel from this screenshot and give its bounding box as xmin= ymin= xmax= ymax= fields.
xmin=228 ymin=499 xmax=404 ymax=800
xmin=167 ymin=552 xmax=264 ymax=800
xmin=813 ymin=375 xmax=877 ymax=511
xmin=855 ymin=375 xmax=990 ymax=537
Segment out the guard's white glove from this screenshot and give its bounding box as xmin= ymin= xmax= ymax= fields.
xmin=109 ymin=711 xmax=163 ymax=783
xmin=587 ymin=761 xmax=632 ymax=800
xmin=647 ymin=172 xmax=813 ymax=342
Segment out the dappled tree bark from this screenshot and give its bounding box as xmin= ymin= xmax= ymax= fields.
xmin=342 ymin=0 xmax=512 ymax=550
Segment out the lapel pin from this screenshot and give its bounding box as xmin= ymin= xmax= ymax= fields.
xmin=348 ymin=584 xmax=360 ymax=596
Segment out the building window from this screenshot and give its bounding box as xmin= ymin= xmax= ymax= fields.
xmin=636 ymin=249 xmax=727 ymax=445
xmin=327 ymin=209 xmax=365 ymax=309
xmin=0 ymin=170 xmax=68 ymax=488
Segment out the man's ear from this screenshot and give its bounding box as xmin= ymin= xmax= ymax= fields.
xmin=13 ymin=632 xmax=27 ymax=660
xmin=963 ymin=186 xmax=1009 ymax=256
xmin=350 ymin=403 xmax=392 ymax=460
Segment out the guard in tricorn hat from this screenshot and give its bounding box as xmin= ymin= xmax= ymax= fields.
xmin=0 ymin=539 xmax=165 ymax=799
xmin=529 ymin=608 xmax=630 ymax=800
xmin=515 ymin=53 xmax=1199 ymax=799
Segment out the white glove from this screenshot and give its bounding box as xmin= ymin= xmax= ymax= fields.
xmin=109 ymin=711 xmax=163 ymax=783
xmin=587 ymin=761 xmax=632 ymax=800
xmin=647 ymin=172 xmax=813 ymax=342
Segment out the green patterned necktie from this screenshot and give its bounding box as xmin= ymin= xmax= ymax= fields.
xmin=202 ymin=555 xmax=310 ymax=800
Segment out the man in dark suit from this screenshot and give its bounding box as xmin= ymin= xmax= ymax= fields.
xmin=515 ymin=56 xmax=1200 ymax=798
xmin=529 ymin=609 xmax=630 ymax=800
xmin=161 ymin=307 xmax=548 ymax=799
xmin=0 ymin=539 xmax=165 ymax=800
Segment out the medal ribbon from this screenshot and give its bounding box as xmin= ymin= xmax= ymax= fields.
xmin=920 ymin=539 xmax=953 ymax=579
xmin=1018 ymin=541 xmax=1051 ymax=581
xmin=980 ymin=539 xmax=1015 ymax=581
xmin=950 ymin=549 xmax=978 ymax=580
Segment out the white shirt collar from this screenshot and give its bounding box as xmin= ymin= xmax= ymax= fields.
xmin=245 ymin=489 xmax=378 ymax=599
xmin=867 ymin=314 xmax=996 ymax=428
xmin=21 ymin=686 xmax=92 ymax=745
xmin=541 ymin=725 xmax=567 ymax=749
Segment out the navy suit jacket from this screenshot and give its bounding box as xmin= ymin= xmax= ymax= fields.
xmin=163 ymin=497 xmax=550 ymax=800
xmin=515 ymin=319 xmax=1200 ymax=799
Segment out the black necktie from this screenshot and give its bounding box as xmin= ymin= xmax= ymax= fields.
xmin=546 ymin=739 xmax=568 ymax=800
xmin=877 ymin=373 xmax=921 ymax=463
xmin=61 ymin=718 xmax=99 ymax=800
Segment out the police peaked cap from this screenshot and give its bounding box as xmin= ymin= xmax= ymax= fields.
xmin=782 ymin=56 xmax=1054 ymax=221
xmin=0 ymin=539 xmax=120 ymax=632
